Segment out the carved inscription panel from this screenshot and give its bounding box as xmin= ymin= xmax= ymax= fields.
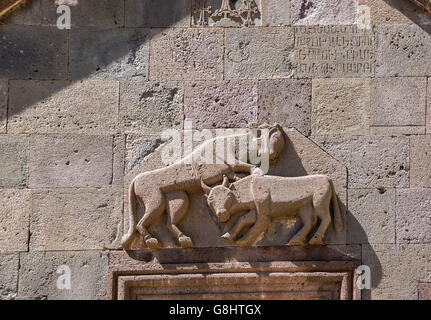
xmin=294 ymin=25 xmax=375 ymax=78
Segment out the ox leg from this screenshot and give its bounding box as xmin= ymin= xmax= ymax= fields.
xmin=236 ymin=215 xmax=271 ymax=248
xmin=166 ymin=191 xmax=193 ymax=248
xmin=137 ymin=192 xmax=166 ymax=250
xmin=287 ymin=204 xmax=317 ymax=246
xmin=309 ymin=206 xmax=332 ymax=245
xmin=222 ymin=210 xmax=256 ymax=242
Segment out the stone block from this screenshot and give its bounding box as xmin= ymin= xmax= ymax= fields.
xmin=113 ymin=134 xmax=126 ymax=187
xmin=69 ymin=28 xmax=149 ymax=80
xmin=0 ymin=80 xmax=7 ymax=133
xmin=0 ymin=254 xmax=18 ymax=298
xmin=0 ymin=135 xmax=28 ymax=188
xmin=126 ymin=0 xmax=191 ymax=27
xmin=294 ymin=25 xmax=374 ymax=78
xmin=257 ymin=79 xmax=311 ymax=136
xmin=371 ymin=78 xmax=426 ymax=129
xmin=150 ymin=28 xmax=223 ymax=81
xmin=396 ymin=188 xmax=431 ymax=244
xmin=7 ymin=0 xmax=124 ymax=27
xmin=261 ymin=0 xmax=290 ymax=26
xmin=376 ymin=24 xmax=431 ymax=77
xmin=347 ymin=188 xmax=395 ymax=244
xmin=120 ymin=81 xmax=183 ymax=133
xmin=184 ymin=81 xmax=258 ymax=129
xmin=225 ymin=27 xmax=295 ymax=80
xmin=0 ymin=189 xmax=30 ymax=252
xmin=370 ymin=126 xmax=425 ymax=136
xmin=30 ymin=188 xmax=122 ymax=251
xmin=290 ymin=0 xmax=357 ymax=25
xmin=312 ymin=136 xmax=409 ymax=188
xmin=362 ymin=244 xmax=431 ymax=299
xmin=419 ymin=283 xmax=431 ymax=300
xmin=29 ymin=135 xmax=113 ymax=188
xmin=8 ymin=80 xmax=119 ymax=134
xmin=0 ymin=26 xmax=67 ymax=79
xmin=411 ymin=135 xmax=431 ymax=187
xmin=311 ymin=78 xmax=370 ymax=135
xmin=428 ymin=77 xmax=431 ymax=133
xmin=18 ymin=251 xmax=109 ymax=300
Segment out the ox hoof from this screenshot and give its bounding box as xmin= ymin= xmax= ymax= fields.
xmin=179 ymin=236 xmax=193 ymax=248
xmin=287 ymin=238 xmax=305 ymax=246
xmin=221 ymin=232 xmax=233 ymax=242
xmin=145 ymin=237 xmax=160 ymax=250
xmin=236 ymin=240 xmax=251 ymax=248
xmin=309 ymin=236 xmax=324 ymax=246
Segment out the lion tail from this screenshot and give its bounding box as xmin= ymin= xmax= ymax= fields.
xmin=121 ymin=178 xmax=138 ymax=248
xmin=330 ymin=179 xmax=344 ymax=234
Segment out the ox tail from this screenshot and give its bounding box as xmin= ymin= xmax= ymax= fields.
xmin=121 ymin=178 xmax=138 ymax=248
xmin=330 ymin=179 xmax=344 ymax=234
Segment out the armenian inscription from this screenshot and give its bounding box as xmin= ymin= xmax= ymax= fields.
xmin=294 ymin=25 xmax=375 ymax=78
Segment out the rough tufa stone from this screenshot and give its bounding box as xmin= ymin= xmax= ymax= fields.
xmin=126 ymin=0 xmax=191 ymax=27
xmin=347 ymin=188 xmax=395 ymax=244
xmin=30 ymin=188 xmax=122 ymax=251
xmin=8 ymin=80 xmax=120 ymax=134
xmin=225 ymin=27 xmax=295 ymax=80
xmin=0 ymin=135 xmax=28 ymax=188
xmin=18 ymin=251 xmax=109 ymax=300
xmin=312 ymin=135 xmax=409 ymax=188
xmin=0 ymin=26 xmax=67 ymax=79
xmin=150 ymin=28 xmax=224 ymax=81
xmin=184 ymin=81 xmax=258 ymax=129
xmin=0 ymin=79 xmax=7 ymax=133
xmin=410 ymin=135 xmax=431 ymax=187
xmin=257 ymin=79 xmax=312 ymax=136
xmin=261 ymin=0 xmax=290 ymax=26
xmin=311 ymin=78 xmax=371 ymax=135
xmin=419 ymin=283 xmax=431 ymax=300
xmin=370 ymin=77 xmax=426 ymax=132
xmin=0 ymin=189 xmax=30 ymax=252
xmin=120 ymin=81 xmax=183 ymax=133
xmin=29 ymin=135 xmax=113 ymax=188
xmin=69 ymin=28 xmax=149 ymax=80
xmin=290 ymin=0 xmax=357 ymax=25
xmin=376 ymin=24 xmax=431 ymax=77
xmin=396 ymin=188 xmax=431 ymax=244
xmin=0 ymin=254 xmax=19 ymax=298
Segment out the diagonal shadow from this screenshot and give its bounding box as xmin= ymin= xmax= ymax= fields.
xmin=381 ymin=0 xmax=431 ymax=32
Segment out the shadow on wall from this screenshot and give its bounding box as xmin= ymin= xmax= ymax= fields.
xmin=382 ymin=0 xmax=431 ymax=31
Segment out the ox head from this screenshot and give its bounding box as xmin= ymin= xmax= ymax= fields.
xmin=201 ymin=175 xmax=234 ymax=223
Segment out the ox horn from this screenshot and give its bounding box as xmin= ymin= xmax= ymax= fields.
xmin=201 ymin=179 xmax=211 ymax=195
xmin=222 ymin=175 xmax=229 ymax=188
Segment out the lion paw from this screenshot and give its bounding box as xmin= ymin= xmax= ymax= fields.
xmin=145 ymin=237 xmax=161 ymax=250
xmin=287 ymin=238 xmax=306 ymax=246
xmin=179 ymin=236 xmax=193 ymax=248
xmin=236 ymin=239 xmax=251 ymax=248
xmin=308 ymin=236 xmax=323 ymax=246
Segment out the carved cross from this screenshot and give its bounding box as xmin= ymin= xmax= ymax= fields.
xmin=212 ymin=0 xmax=240 ymax=19
xmin=193 ymin=1 xmax=213 ymax=26
xmin=240 ymin=0 xmax=259 ymax=26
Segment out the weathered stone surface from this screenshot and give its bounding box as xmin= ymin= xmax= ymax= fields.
xmin=18 ymin=251 xmax=109 ymax=300
xmin=347 ymin=188 xmax=395 ymax=244
xmin=125 ymin=134 xmax=167 ymax=174
xmin=225 ymin=27 xmax=294 ymax=80
xmin=294 ymin=25 xmax=375 ymax=78
xmin=126 ymin=0 xmax=190 ymax=27
xmin=120 ymin=81 xmax=183 ymax=133
xmin=0 ymin=26 xmax=67 ymax=79
xmin=29 ymin=135 xmax=113 ymax=188
xmin=70 ymin=28 xmax=149 ymax=80
xmin=0 ymin=189 xmax=30 ymax=252
xmin=428 ymin=77 xmax=431 ymax=133
xmin=359 ymin=0 xmax=431 ymax=26
xmin=311 ymin=78 xmax=370 ymax=135
xmin=184 ymin=81 xmax=258 ymax=129
xmin=8 ymin=80 xmax=119 ymax=134
xmin=370 ymin=126 xmax=425 ymax=136
xmin=0 ymin=254 xmax=18 ymax=298
xmin=362 ymin=244 xmax=431 ymax=299
xmin=30 ymin=188 xmax=122 ymax=251
xmin=290 ymin=0 xmax=357 ymax=25
xmin=312 ymin=136 xmax=409 ymax=188
xmin=396 ymin=188 xmax=431 ymax=244
xmin=7 ymin=0 xmax=125 ymax=27
xmin=411 ymin=135 xmax=431 ymax=187
xmin=371 ymin=77 xmax=426 ymax=129
xmin=376 ymin=25 xmax=431 ymax=77
xmin=150 ymin=28 xmax=223 ymax=81
xmin=257 ymin=79 xmax=311 ymax=136
xmin=0 ymin=79 xmax=6 ymax=133
xmin=113 ymin=134 xmax=126 ymax=187
xmin=419 ymin=283 xmax=431 ymax=300
xmin=261 ymin=0 xmax=290 ymax=26
xmin=0 ymin=135 xmax=28 ymax=188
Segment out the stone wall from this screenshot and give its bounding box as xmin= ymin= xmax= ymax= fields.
xmin=0 ymin=0 xmax=430 ymax=300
